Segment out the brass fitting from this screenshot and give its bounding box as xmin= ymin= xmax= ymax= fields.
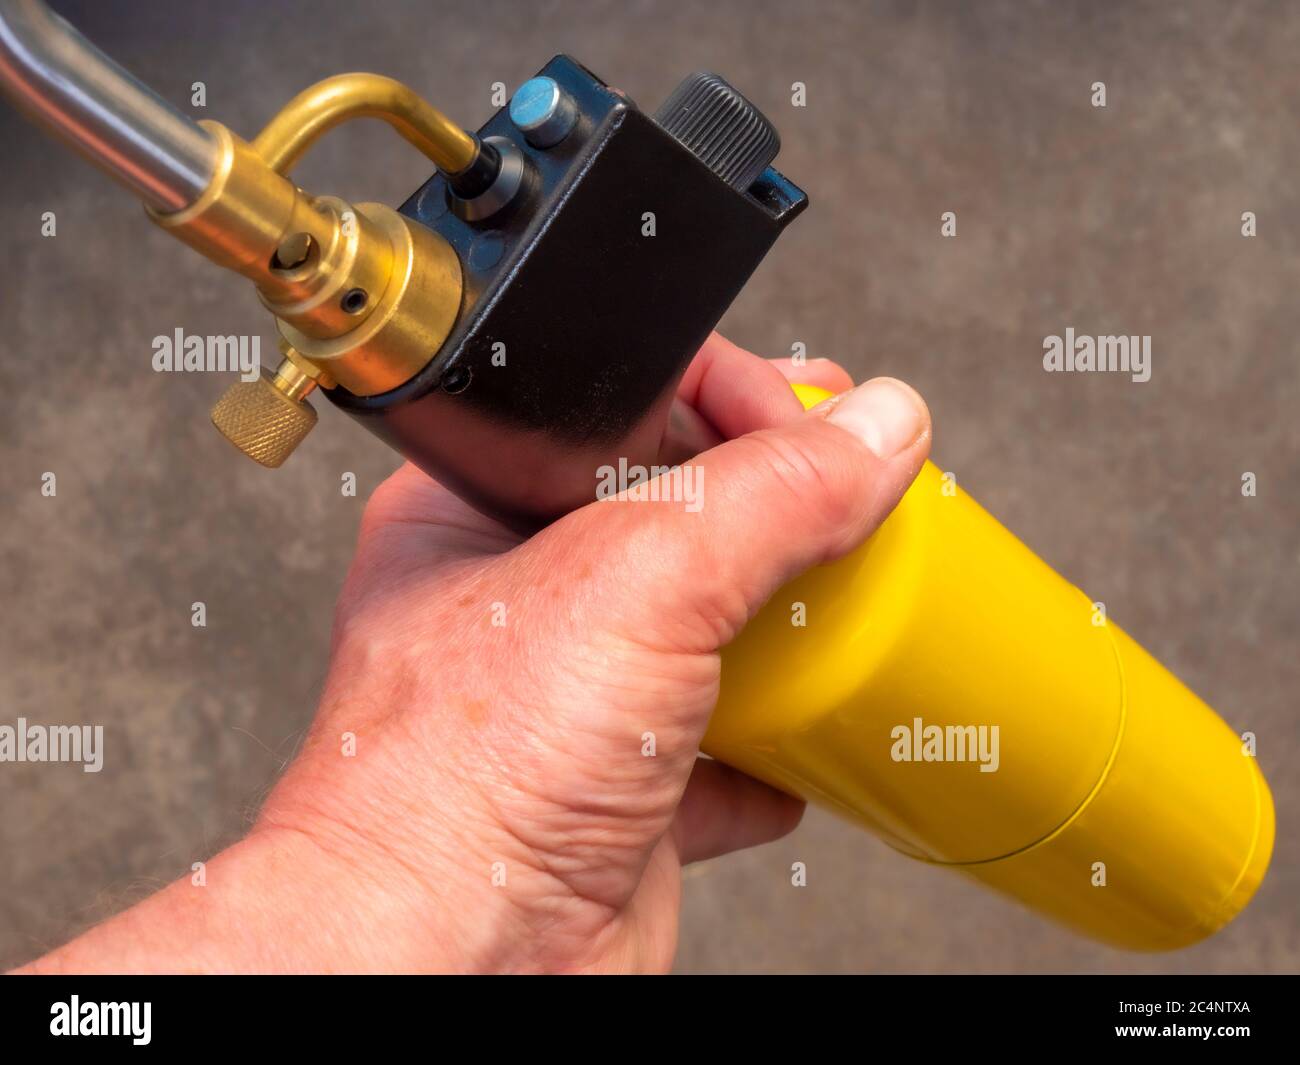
xmin=145 ymin=75 xmax=470 ymax=464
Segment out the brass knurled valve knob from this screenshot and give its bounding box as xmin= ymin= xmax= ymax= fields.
xmin=210 ymin=345 xmax=329 ymax=467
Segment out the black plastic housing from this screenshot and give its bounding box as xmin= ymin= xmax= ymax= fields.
xmin=326 ymin=55 xmax=807 ymax=529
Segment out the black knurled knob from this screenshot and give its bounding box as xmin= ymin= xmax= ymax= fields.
xmin=654 ymin=72 xmax=780 ymax=193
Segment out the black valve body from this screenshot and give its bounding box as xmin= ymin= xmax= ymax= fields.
xmin=326 ymin=55 xmax=807 ymax=529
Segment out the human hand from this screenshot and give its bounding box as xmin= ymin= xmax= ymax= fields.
xmin=23 ymin=333 xmax=930 ymax=974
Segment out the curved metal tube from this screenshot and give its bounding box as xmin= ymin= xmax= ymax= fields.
xmin=0 ymin=0 xmax=216 ymax=210
xmin=252 ymin=73 xmax=477 ymax=177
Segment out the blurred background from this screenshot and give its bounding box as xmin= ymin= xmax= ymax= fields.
xmin=0 ymin=0 xmax=1296 ymax=972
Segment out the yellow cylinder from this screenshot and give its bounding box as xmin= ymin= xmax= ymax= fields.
xmin=704 ymin=384 xmax=1273 ymax=950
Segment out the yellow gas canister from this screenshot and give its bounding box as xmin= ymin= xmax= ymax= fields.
xmin=705 ymin=384 xmax=1273 ymax=950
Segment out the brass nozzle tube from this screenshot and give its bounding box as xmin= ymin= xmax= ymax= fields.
xmin=252 ymin=72 xmax=478 ymax=176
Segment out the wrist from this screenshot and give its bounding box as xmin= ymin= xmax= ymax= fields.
xmin=20 ymin=819 xmax=483 ymax=974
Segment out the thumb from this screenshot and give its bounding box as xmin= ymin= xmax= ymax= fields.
xmin=537 ymin=376 xmax=932 ymax=655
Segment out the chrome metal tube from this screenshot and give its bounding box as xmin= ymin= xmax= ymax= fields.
xmin=0 ymin=0 xmax=216 ymax=211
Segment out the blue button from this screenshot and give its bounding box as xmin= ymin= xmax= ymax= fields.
xmin=508 ymin=76 xmax=577 ymax=148
xmin=510 ymin=78 xmax=558 ymax=128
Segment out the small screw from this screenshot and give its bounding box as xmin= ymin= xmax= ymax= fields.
xmin=272 ymin=232 xmax=314 ymax=270
xmin=271 ymin=232 xmax=314 ymax=273
xmin=440 ymin=365 xmax=472 ymax=394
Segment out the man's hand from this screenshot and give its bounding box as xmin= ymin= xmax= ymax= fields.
xmin=22 ymin=334 xmax=930 ymax=974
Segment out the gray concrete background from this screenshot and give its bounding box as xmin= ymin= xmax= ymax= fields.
xmin=0 ymin=0 xmax=1296 ymax=972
